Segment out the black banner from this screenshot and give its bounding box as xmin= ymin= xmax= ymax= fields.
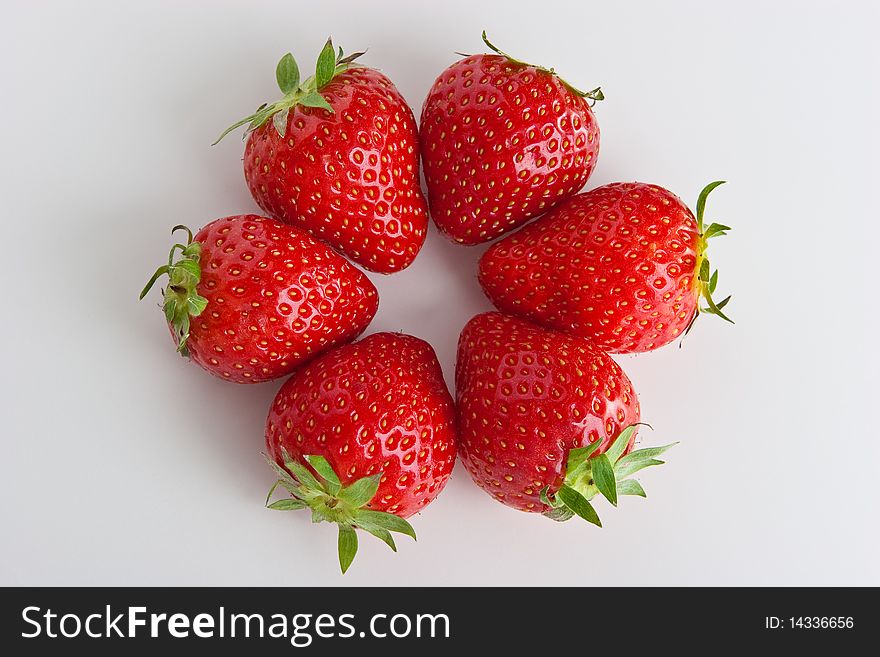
xmin=1 ymin=587 xmax=872 ymax=652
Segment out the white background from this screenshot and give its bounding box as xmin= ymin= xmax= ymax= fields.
xmin=2 ymin=0 xmax=878 ymax=586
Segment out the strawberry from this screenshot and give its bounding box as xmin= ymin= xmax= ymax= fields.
xmin=456 ymin=312 xmax=673 ymax=524
xmin=479 ymin=181 xmax=733 ymax=353
xmin=265 ymin=332 xmax=457 ymax=572
xmin=139 ymin=215 xmax=378 ymax=383
xmin=215 ymin=39 xmax=428 ymax=274
xmin=419 ymin=32 xmax=602 ymax=245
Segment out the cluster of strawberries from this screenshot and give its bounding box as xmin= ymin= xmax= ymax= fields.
xmin=142 ymin=34 xmax=731 ymax=572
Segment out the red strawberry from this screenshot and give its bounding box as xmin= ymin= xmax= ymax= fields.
xmin=419 ymin=32 xmax=602 ymax=245
xmin=139 ymin=215 xmax=378 ymax=383
xmin=215 ymin=39 xmax=428 ymax=274
xmin=456 ymin=312 xmax=673 ymax=524
xmin=265 ymin=332 xmax=457 ymax=572
xmin=479 ymin=181 xmax=733 ymax=353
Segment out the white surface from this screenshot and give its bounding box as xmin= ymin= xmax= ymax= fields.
xmin=2 ymin=0 xmax=878 ymax=586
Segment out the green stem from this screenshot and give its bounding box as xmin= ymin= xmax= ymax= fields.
xmin=213 ymin=38 xmax=365 ymax=145
xmin=692 ymin=181 xmax=734 ymax=325
xmin=265 ymin=452 xmax=416 ymax=574
xmin=138 ymin=225 xmax=208 ymax=357
xmin=480 ymin=30 xmax=604 ymax=103
xmin=542 ymin=426 xmax=676 ymax=526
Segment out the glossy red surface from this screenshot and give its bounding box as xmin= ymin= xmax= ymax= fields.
xmin=244 ymin=67 xmax=428 ymax=274
xmin=455 ymin=313 xmax=639 ymax=512
xmin=266 ymin=333 xmax=457 ymax=518
xmin=479 ymin=183 xmax=701 ymax=353
xmin=186 ymin=215 xmax=378 ymax=383
xmin=420 ymin=54 xmax=599 ymax=244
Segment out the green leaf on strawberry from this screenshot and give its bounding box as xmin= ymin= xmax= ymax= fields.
xmin=275 ymin=53 xmax=300 ymax=94
xmin=337 ymin=526 xmax=358 ymax=574
xmin=480 ymin=30 xmax=604 ymax=104
xmin=297 ymin=92 xmax=334 ymax=112
xmin=338 ymin=475 xmax=381 ymax=508
xmin=139 ymin=224 xmax=207 ymax=357
xmin=304 ymin=455 xmax=342 ymax=494
xmin=617 ymin=479 xmax=647 ymax=498
xmin=692 ymin=181 xmax=734 ymax=326
xmin=541 ymin=425 xmax=677 ymax=526
xmin=556 ymin=485 xmax=602 ymax=527
xmin=213 ymin=37 xmax=365 ymax=144
xmin=315 ymin=38 xmax=337 ymax=89
xmin=591 ymin=455 xmax=617 ymax=506
xmin=605 ymin=425 xmax=636 ymax=463
xmin=264 ymin=451 xmax=417 ymax=574
xmin=267 ymin=498 xmax=307 ymax=511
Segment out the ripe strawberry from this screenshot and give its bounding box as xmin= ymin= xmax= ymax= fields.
xmin=265 ymin=332 xmax=457 ymax=572
xmin=139 ymin=215 xmax=378 ymax=383
xmin=419 ymin=32 xmax=602 ymax=245
xmin=456 ymin=312 xmax=673 ymax=523
xmin=479 ymin=181 xmax=733 ymax=353
xmin=216 ymin=39 xmax=428 ymax=274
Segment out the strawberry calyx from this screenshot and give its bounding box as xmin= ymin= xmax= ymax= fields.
xmin=213 ymin=38 xmax=365 ymax=145
xmin=689 ymin=181 xmax=734 ymax=332
xmin=265 ymin=451 xmax=416 ymax=574
xmin=480 ymin=31 xmax=604 ymax=105
xmin=540 ymin=425 xmax=677 ymax=524
xmin=139 ymin=225 xmax=208 ymax=357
